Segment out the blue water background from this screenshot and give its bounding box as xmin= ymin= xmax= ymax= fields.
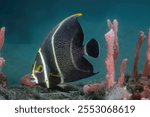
xmin=0 ymin=0 xmax=150 ymax=85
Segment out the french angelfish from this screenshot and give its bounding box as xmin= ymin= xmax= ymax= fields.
xmin=30 ymin=13 xmax=99 ymax=88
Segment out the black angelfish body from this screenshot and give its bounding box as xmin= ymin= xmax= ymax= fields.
xmin=30 ymin=13 xmax=100 ymax=88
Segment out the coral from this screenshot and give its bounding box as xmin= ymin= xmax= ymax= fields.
xmin=0 ymin=27 xmax=5 ymax=71
xmin=105 ymin=19 xmax=120 ymax=88
xmin=0 ymin=57 xmax=5 ymax=68
xmin=105 ymin=85 xmax=130 ymax=100
xmin=82 ymin=19 xmax=129 ymax=99
xmin=132 ymin=31 xmax=145 ymax=80
xmin=104 ymin=21 xmax=150 ymax=100
xmin=126 ymin=30 xmax=150 ymax=100
xmin=127 ymin=30 xmax=150 ymax=100
xmin=0 ymin=27 xmax=6 ymax=88
xmin=140 ymin=85 xmax=150 ymax=98
xmin=82 ymin=20 xmax=121 ymax=94
xmin=143 ymin=29 xmax=150 ymax=77
xmin=83 ymin=83 xmax=105 ymax=94
xmin=107 ymin=19 xmax=119 ymax=63
xmin=118 ymin=58 xmax=128 ymax=86
xmin=105 ymin=29 xmax=115 ymax=88
xmin=20 ymin=74 xmax=36 ymax=88
xmin=0 ymin=73 xmax=7 ymax=88
xmin=0 ymin=27 xmax=5 ymax=49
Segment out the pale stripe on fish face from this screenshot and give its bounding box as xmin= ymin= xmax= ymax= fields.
xmin=38 ymin=48 xmax=50 ymax=88
xmin=31 ymin=61 xmax=39 ymax=83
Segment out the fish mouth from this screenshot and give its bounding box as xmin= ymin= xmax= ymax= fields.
xmin=29 ymin=74 xmax=37 ymax=83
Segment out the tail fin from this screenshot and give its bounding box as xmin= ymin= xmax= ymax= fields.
xmin=84 ymin=38 xmax=99 ymax=58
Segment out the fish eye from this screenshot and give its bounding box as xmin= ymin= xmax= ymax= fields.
xmin=35 ymin=65 xmax=43 ymax=73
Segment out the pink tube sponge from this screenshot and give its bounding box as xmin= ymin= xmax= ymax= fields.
xmin=143 ymin=29 xmax=150 ymax=77
xmin=118 ymin=58 xmax=128 ymax=86
xmin=0 ymin=57 xmax=5 ymax=68
xmin=20 ymin=74 xmax=36 ymax=88
xmin=0 ymin=27 xmax=5 ymax=49
xmin=105 ymin=29 xmax=115 ymax=88
xmin=83 ymin=83 xmax=105 ymax=94
xmin=107 ymin=19 xmax=119 ymax=63
xmin=133 ymin=31 xmax=145 ymax=79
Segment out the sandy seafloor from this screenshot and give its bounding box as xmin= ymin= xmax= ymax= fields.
xmin=0 ymin=0 xmax=150 ymax=97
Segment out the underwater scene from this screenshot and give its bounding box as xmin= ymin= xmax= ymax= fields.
xmin=0 ymin=0 xmax=150 ymax=100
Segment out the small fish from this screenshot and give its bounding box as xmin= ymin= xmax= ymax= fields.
xmin=30 ymin=13 xmax=100 ymax=88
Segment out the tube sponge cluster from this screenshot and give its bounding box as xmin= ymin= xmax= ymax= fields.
xmin=83 ymin=19 xmax=150 ymax=100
